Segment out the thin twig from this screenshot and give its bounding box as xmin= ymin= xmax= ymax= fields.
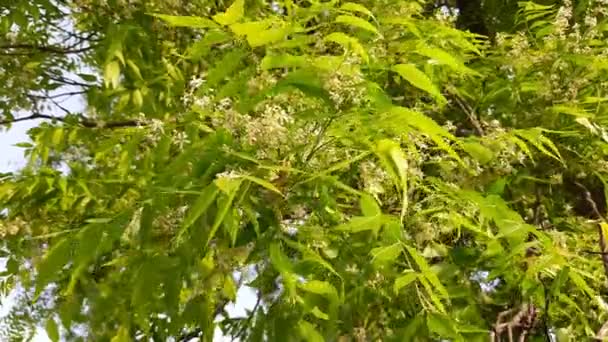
xmin=0 ymin=112 xmax=139 ymax=128
xmin=28 ymin=91 xmax=87 ymax=100
xmin=235 ymin=292 xmax=262 ymax=339
xmin=452 ymin=94 xmax=484 ymax=136
xmin=574 ymin=181 xmax=608 ymax=282
xmin=0 ymin=43 xmax=96 ymax=55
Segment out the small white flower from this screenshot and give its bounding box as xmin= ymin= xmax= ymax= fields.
xmin=149 ymin=119 xmax=164 ymax=134
xmin=173 ymin=131 xmax=190 ymax=149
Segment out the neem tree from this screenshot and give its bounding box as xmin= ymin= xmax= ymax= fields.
xmin=2 ymin=0 xmax=608 ymax=341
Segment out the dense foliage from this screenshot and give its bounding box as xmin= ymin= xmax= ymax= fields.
xmin=4 ymin=0 xmax=608 ymax=340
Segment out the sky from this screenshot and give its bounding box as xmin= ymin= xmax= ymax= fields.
xmin=0 ymin=121 xmax=50 ymax=340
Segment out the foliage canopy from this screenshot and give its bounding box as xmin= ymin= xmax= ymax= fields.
xmin=3 ymin=0 xmax=608 ymax=341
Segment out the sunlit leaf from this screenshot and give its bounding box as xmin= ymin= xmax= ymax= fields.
xmin=213 ymin=0 xmax=245 ymax=26
xmin=152 ymin=14 xmax=219 ymax=28
xmin=394 ymin=272 xmax=418 ymax=293
xmin=324 ymin=32 xmax=369 ymax=63
xmin=370 ymin=243 xmax=402 ymax=265
xmin=335 ymin=15 xmax=379 ymax=35
xmin=393 ymin=64 xmax=446 ymax=102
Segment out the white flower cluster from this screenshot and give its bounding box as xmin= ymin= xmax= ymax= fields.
xmin=0 ymin=217 xmax=26 ymax=238
xmin=554 ymin=0 xmax=573 ymax=38
xmin=359 ymin=161 xmax=389 ymax=197
xmin=325 ymin=69 xmax=366 ymax=108
xmin=245 ymin=103 xmax=293 ymax=148
xmin=507 ymin=32 xmax=530 ymax=58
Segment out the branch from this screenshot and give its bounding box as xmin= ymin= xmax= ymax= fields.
xmin=574 ymin=181 xmax=608 ymax=283
xmin=47 ymin=75 xmax=95 ymax=88
xmin=0 ymin=43 xmax=96 ymax=55
xmin=28 ymin=91 xmax=87 ymax=100
xmin=452 ymin=94 xmax=485 ymax=136
xmin=0 ymin=113 xmax=139 ymax=129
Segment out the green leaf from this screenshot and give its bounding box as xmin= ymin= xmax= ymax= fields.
xmin=310 ymin=306 xmax=330 ymax=320
xmin=260 ymin=53 xmax=308 ymax=70
xmin=240 ymin=175 xmax=283 ymax=196
xmin=514 ymin=129 xmax=562 ymax=162
xmin=376 ymin=139 xmax=409 ymax=220
xmin=247 ymin=27 xmax=290 ymax=47
xmin=152 ymin=14 xmax=219 ymax=28
xmin=335 ymin=215 xmax=383 ymax=233
xmin=269 ymin=243 xmax=293 ymax=274
xmin=416 ymin=45 xmax=479 ymax=75
xmin=370 ymin=243 xmax=402 ymax=265
xmin=206 ymin=180 xmax=242 ymax=247
xmin=36 ymin=237 xmax=72 ymax=296
xmin=392 ymin=64 xmax=445 ymax=102
xmin=384 ymin=107 xmax=462 ymax=165
xmin=188 ymin=30 xmax=232 ymax=62
xmin=551 ymin=104 xmax=592 ymax=117
xmin=298 ymin=320 xmax=324 ymax=342
xmin=427 ymin=313 xmax=460 ymax=339
xmin=335 ymin=15 xmax=379 ymax=35
xmin=110 ymin=326 xmax=130 ymax=342
xmin=461 ymin=141 xmax=494 ymax=164
xmin=45 ymin=319 xmax=59 ymax=342
xmin=299 ymin=280 xmax=338 ymax=300
xmin=269 ymin=243 xmax=296 ymax=297
xmin=281 ymin=238 xmax=341 ymax=279
xmin=360 ymin=193 xmax=381 ymax=216
xmin=206 ymin=48 xmax=247 ymax=88
xmin=340 ymin=2 xmax=373 ymax=17
xmin=213 ymin=0 xmax=245 ymax=26
xmin=324 ymin=32 xmax=369 ymax=63
xmin=230 ymin=20 xmax=273 ymax=36
xmin=394 ymin=272 xmax=418 ymax=293
xmin=104 ymin=61 xmax=120 ymax=88
xmin=405 ymin=245 xmax=449 ymax=299
xmin=569 ymin=270 xmax=595 ymax=298
xmin=176 ymin=184 xmax=220 ymax=243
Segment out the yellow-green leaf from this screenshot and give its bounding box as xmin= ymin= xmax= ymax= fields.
xmin=261 ymin=53 xmax=308 ymax=70
xmin=132 ymin=89 xmax=143 ymax=108
xmin=152 ymin=14 xmax=218 ymax=28
xmin=340 ymin=2 xmax=373 ymax=17
xmin=299 ymin=280 xmax=338 ymax=300
xmin=45 ymin=319 xmax=59 ymax=342
xmin=405 ymin=245 xmax=449 ymax=298
xmin=324 ymin=32 xmax=369 ymax=63
xmin=298 ymin=321 xmax=324 ymax=342
xmin=36 ymin=237 xmax=72 ymax=296
xmin=360 ymin=193 xmax=381 ymax=217
xmin=310 ymin=306 xmax=330 ymax=320
xmin=335 ymin=15 xmax=379 ymax=35
xmin=176 ymin=184 xmax=220 ymax=243
xmin=416 ymin=45 xmax=479 ymax=76
xmin=230 ymin=20 xmax=273 ymax=36
xmin=247 ymin=27 xmax=289 ymax=47
xmin=551 ymin=104 xmax=592 ymax=117
xmin=206 ymin=180 xmax=242 ymax=247
xmin=104 ymin=61 xmax=120 ymax=89
xmin=393 ymin=64 xmax=445 ymax=102
xmin=335 ymin=215 xmax=383 ymax=233
xmin=394 ymin=272 xmax=418 ymax=293
xmin=213 ymin=0 xmax=245 ymax=26
xmin=461 ymin=141 xmax=494 ymax=164
xmin=240 ymin=175 xmax=283 ymax=196
xmin=371 ymin=243 xmax=402 ymax=265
